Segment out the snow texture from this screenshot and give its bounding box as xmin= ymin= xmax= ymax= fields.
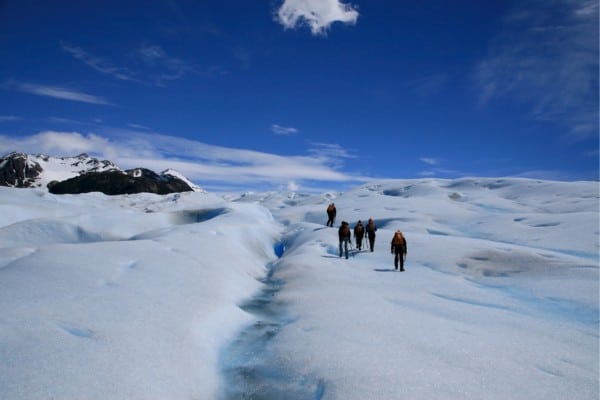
xmin=0 ymin=178 xmax=598 ymax=399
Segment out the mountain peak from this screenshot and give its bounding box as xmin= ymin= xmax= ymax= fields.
xmin=0 ymin=152 xmax=203 ymax=194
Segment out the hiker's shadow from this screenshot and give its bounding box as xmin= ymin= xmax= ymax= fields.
xmin=374 ymin=268 xmax=395 ymax=272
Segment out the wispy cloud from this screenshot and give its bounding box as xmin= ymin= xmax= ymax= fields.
xmin=275 ymin=0 xmax=359 ymax=36
xmin=417 ymin=167 xmax=464 ymax=178
xmin=0 ymin=115 xmax=20 ymax=122
xmin=0 ymin=130 xmax=368 ymax=191
xmin=308 ymin=142 xmax=356 ymax=168
xmin=60 ymin=41 xmax=136 ymax=82
xmin=61 ymin=41 xmax=198 ymax=87
xmin=136 ymin=44 xmax=196 ymax=86
xmin=420 ymin=157 xmax=440 ymax=166
xmin=271 ymin=124 xmax=299 ymax=135
xmin=3 ymin=80 xmax=112 ymax=105
xmin=417 ymin=157 xmax=467 ymax=178
xmin=512 ymin=169 xmax=594 ymax=181
xmin=475 ymin=0 xmax=599 ymax=140
xmin=48 ymin=117 xmax=86 ymax=125
xmin=411 ymin=74 xmax=448 ymax=101
xmin=127 ymin=123 xmax=151 ymax=131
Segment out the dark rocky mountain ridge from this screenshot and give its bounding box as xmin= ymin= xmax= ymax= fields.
xmin=0 ymin=152 xmax=198 ymax=195
xmin=47 ymin=168 xmax=193 ymax=195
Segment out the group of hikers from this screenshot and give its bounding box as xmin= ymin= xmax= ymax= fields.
xmin=327 ymin=203 xmax=407 ymax=271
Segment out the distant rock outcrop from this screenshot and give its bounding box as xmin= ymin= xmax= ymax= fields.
xmin=0 ymin=152 xmax=200 ymax=195
xmin=0 ymin=152 xmax=43 ymax=188
xmin=48 ymin=168 xmax=194 ymax=195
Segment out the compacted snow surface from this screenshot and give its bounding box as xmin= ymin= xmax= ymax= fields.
xmin=0 ymin=178 xmax=597 ymax=399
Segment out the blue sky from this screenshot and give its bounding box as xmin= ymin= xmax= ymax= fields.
xmin=0 ymin=0 xmax=598 ymax=192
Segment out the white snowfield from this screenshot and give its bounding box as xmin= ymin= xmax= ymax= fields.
xmin=0 ymin=178 xmax=597 ymax=399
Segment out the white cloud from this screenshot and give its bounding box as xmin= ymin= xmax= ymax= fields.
xmin=276 ymin=0 xmax=359 ymax=35
xmin=271 ymin=124 xmax=299 ymax=135
xmin=420 ymin=157 xmax=439 ymax=166
xmin=0 ymin=130 xmax=368 ymax=191
xmin=0 ymin=131 xmax=114 ymax=158
xmin=4 ymin=80 xmax=111 ymax=105
xmin=475 ymin=0 xmax=599 ymax=140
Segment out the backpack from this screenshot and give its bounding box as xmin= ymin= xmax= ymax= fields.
xmin=327 ymin=204 xmax=335 ymax=213
xmin=354 ymin=223 xmax=364 ymax=236
xmin=392 ymin=231 xmax=404 ymax=246
xmin=339 ymin=222 xmax=350 ymax=239
xmin=367 ymin=220 xmax=376 ymax=232
xmin=341 ymin=223 xmax=350 ymax=235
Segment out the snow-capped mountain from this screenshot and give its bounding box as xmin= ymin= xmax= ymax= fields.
xmin=0 ymin=152 xmax=118 ymax=189
xmin=0 ymin=152 xmax=203 ymax=194
xmin=161 ymin=168 xmax=203 ymax=192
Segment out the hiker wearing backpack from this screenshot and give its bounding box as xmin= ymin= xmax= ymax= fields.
xmin=366 ymin=218 xmax=377 ymax=252
xmin=353 ymin=220 xmax=364 ymax=251
xmin=338 ymin=221 xmax=352 ymax=259
xmin=326 ymin=203 xmax=337 ymax=227
xmin=390 ymin=230 xmax=407 ymax=271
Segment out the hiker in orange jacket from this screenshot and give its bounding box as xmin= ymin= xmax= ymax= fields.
xmin=390 ymin=230 xmax=407 ymax=271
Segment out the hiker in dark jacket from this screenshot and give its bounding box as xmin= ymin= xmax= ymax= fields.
xmin=338 ymin=221 xmax=351 ymax=259
xmin=390 ymin=230 xmax=407 ymax=271
xmin=326 ymin=203 xmax=337 ymax=227
xmin=366 ymin=218 xmax=377 ymax=252
xmin=353 ymin=220 xmax=364 ymax=251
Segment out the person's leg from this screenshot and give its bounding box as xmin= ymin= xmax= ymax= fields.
xmin=339 ymin=241 xmax=342 ymax=257
xmin=394 ymin=252 xmax=399 ymax=270
xmin=344 ymin=240 xmax=349 ymax=259
xmin=400 ymin=249 xmax=405 ymax=271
